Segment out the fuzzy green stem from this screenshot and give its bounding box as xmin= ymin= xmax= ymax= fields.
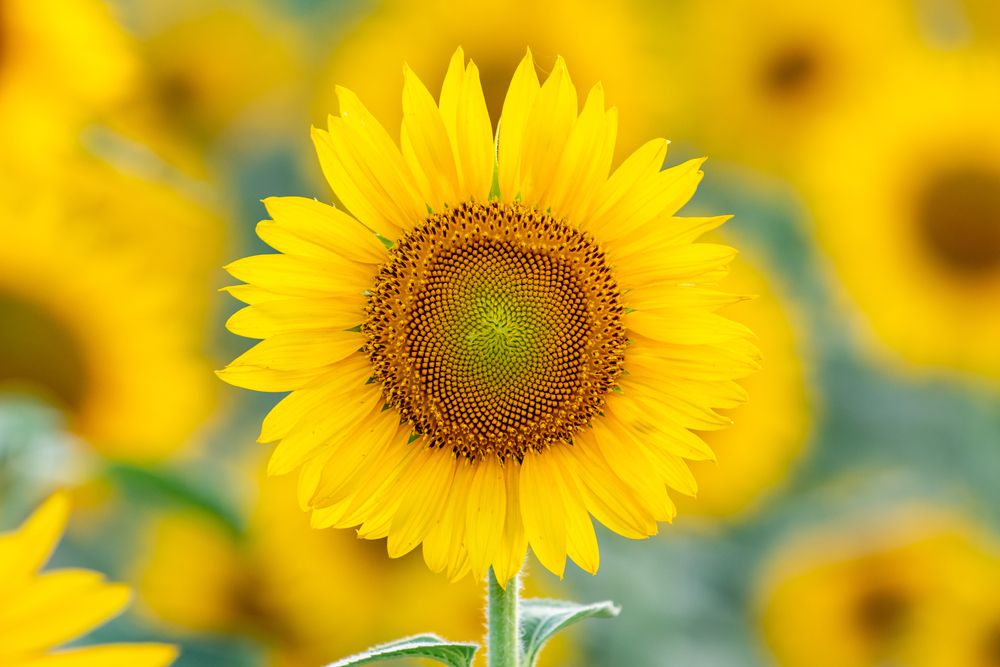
xmin=487 ymin=566 xmax=519 ymax=667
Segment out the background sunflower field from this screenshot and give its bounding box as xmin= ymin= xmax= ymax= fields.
xmin=2 ymin=0 xmax=999 ymax=665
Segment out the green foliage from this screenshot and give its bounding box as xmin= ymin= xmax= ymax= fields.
xmin=322 ymin=634 xmax=479 ymax=667
xmin=519 ymin=598 xmax=621 ymax=667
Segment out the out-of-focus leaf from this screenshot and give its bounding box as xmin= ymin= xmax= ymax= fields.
xmin=106 ymin=463 xmax=243 ymax=535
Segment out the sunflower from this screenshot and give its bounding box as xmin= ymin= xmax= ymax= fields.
xmin=137 ymin=468 xmax=567 ymax=667
xmin=0 ymin=156 xmax=221 ymax=460
xmin=219 ymin=49 xmax=758 ymax=585
xmin=797 ymin=56 xmax=1000 ymax=377
xmin=0 ymin=491 xmax=177 ymax=666
xmin=672 ymin=0 xmax=913 ymax=171
xmin=759 ymin=512 xmax=1000 ymax=667
xmin=672 ymin=254 xmax=808 ymax=518
xmin=109 ymin=7 xmax=301 ymax=178
xmin=0 ymin=0 xmax=137 ymax=173
xmin=314 ymin=0 xmax=673 ymax=170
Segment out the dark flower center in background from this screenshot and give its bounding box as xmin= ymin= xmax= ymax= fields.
xmin=364 ymin=201 xmax=626 ymax=462
xmin=854 ymin=586 xmax=910 ymax=645
xmin=763 ymin=44 xmax=820 ymax=100
xmin=0 ymin=294 xmax=88 ymax=411
xmin=918 ymin=167 xmax=1000 ymax=275
xmin=982 ymin=623 xmax=1000 ymax=666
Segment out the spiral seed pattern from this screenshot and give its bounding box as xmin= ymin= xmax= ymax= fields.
xmin=364 ymin=201 xmax=626 ymax=461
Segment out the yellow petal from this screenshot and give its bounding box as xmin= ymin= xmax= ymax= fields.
xmin=214 ymin=364 xmax=333 ymax=393
xmin=387 ymin=448 xmax=458 ymax=557
xmin=582 ymin=138 xmax=667 ymax=234
xmin=225 ymin=295 xmax=366 ymax=339
xmin=624 ymin=309 xmax=755 ymax=346
xmin=220 ymin=284 xmax=284 ymax=305
xmin=549 ymin=448 xmax=599 ymax=574
xmin=609 ymin=215 xmax=731 ymax=260
xmin=422 ymin=457 xmax=473 ymax=574
xmin=491 ymin=461 xmax=529 ymax=589
xmin=309 ymin=407 xmax=402 ymax=506
xmin=465 ymin=454 xmax=506 ymax=581
xmin=259 ymin=353 xmax=372 ymax=442
xmin=605 ymin=393 xmax=717 ymax=462
xmin=518 ymin=55 xmax=577 ymax=208
xmin=573 ymin=106 xmax=618 ymax=223
xmin=268 ymin=382 xmax=382 ymax=476
xmin=438 ymin=46 xmax=466 ymax=181
xmin=497 ymin=48 xmax=540 ymax=203
xmin=224 ymin=254 xmax=372 ymax=299
xmin=519 ymin=449 xmax=567 ymax=578
xmin=263 ymin=196 xmax=389 ymax=264
xmin=569 ymin=430 xmax=657 ymax=538
xmin=335 ymin=428 xmax=422 ymax=529
xmin=13 ymin=644 xmax=178 ymax=667
xmin=335 ymin=86 xmax=427 ymax=226
xmin=618 ymin=375 xmax=732 ymax=430
xmin=0 ymin=573 xmax=129 ymax=655
xmin=626 ymin=337 xmax=762 ymax=381
xmin=590 ymin=158 xmax=706 ymax=242
xmin=604 ymin=415 xmax=698 ymax=497
xmin=0 ymin=492 xmax=70 ymax=598
xmin=312 ymin=125 xmax=403 ymax=239
xmin=447 ymin=544 xmax=473 ymax=583
xmin=590 ymin=419 xmax=674 ymax=522
xmin=615 ymin=243 xmax=738 ymax=288
xmin=624 ymin=284 xmax=750 ymax=312
xmin=456 ymin=60 xmax=494 ymax=203
xmin=401 ymin=63 xmax=460 ymax=209
xmin=545 ymin=83 xmax=609 ymax=222
xmin=228 ymin=329 xmax=363 ymax=371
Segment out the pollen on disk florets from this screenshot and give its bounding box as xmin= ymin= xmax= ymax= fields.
xmin=363 ymin=200 xmax=627 ymax=462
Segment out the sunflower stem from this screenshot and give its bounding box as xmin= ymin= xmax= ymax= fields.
xmin=486 ymin=566 xmax=520 ymax=667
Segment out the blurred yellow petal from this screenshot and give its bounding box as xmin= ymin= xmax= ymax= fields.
xmin=13 ymin=644 xmax=177 ymax=667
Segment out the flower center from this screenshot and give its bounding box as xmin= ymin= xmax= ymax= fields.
xmin=0 ymin=293 xmax=88 ymax=411
xmin=364 ymin=201 xmax=627 ymax=461
xmin=854 ymin=585 xmax=910 ymax=645
xmin=763 ymin=44 xmax=821 ymax=100
xmin=917 ymin=166 xmax=1000 ymax=275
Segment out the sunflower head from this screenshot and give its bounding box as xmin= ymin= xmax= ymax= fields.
xmin=220 ymin=47 xmax=758 ymax=585
xmin=365 ymin=199 xmax=627 ymax=462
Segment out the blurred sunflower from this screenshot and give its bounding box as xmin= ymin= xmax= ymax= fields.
xmin=314 ymin=0 xmax=672 ymax=169
xmin=0 ymin=0 xmax=137 ymax=170
xmin=673 ymin=255 xmax=808 ymax=518
xmin=0 ymin=491 xmax=177 ymax=666
xmin=111 ymin=7 xmax=301 ymax=177
xmin=799 ymin=57 xmax=1000 ymax=377
xmin=0 ymin=157 xmax=221 ymax=461
xmin=220 ymin=49 xmax=758 ymax=585
xmin=674 ymin=0 xmax=912 ymax=170
xmin=137 ymin=471 xmax=571 ymax=667
xmin=760 ymin=513 xmax=1000 ymax=667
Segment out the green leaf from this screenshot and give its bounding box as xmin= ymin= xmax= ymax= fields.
xmin=106 ymin=463 xmax=244 ymax=535
xmin=323 ymin=633 xmax=479 ymax=667
xmin=519 ymin=598 xmax=621 ymax=667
